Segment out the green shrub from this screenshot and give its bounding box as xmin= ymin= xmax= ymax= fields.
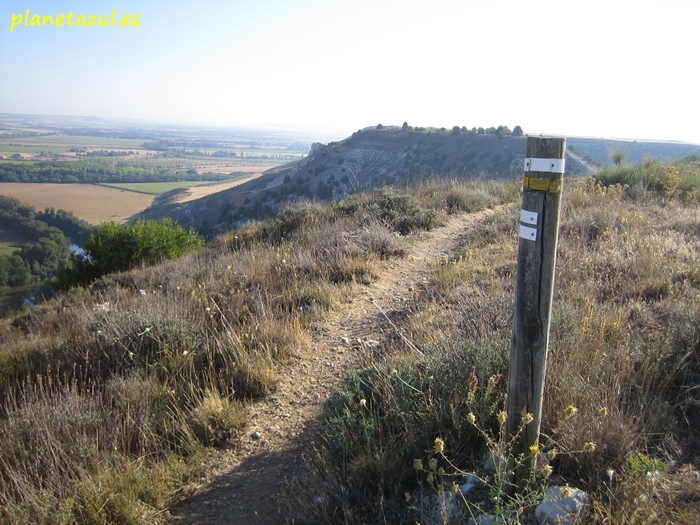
xmin=58 ymin=219 xmax=203 ymax=287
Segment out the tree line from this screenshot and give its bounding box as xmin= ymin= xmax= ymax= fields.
xmin=0 ymin=197 xmax=93 ymax=289
xmin=0 ymin=159 xmax=231 ymax=184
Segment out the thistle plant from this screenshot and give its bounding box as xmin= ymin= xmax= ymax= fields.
xmin=413 ymin=403 xmax=602 ymax=522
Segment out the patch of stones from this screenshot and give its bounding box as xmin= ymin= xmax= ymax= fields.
xmin=420 ymin=475 xmax=590 ymax=525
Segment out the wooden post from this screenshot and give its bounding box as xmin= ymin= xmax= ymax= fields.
xmin=505 ymin=136 xmax=566 ymax=494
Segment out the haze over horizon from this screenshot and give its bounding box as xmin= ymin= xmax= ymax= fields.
xmin=1 ymin=0 xmax=698 ymax=144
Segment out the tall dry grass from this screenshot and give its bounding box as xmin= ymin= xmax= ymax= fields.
xmin=286 ymin=169 xmax=700 ymax=523
xmin=0 ymin=180 xmax=493 ymax=523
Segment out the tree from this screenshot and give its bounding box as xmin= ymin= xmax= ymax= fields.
xmin=452 ymin=126 xmax=461 ymax=135
xmin=58 ymin=219 xmax=203 ymax=288
xmin=402 ymin=121 xmax=409 ymax=131
xmin=376 ymin=124 xmax=384 ymax=130
xmin=608 ymin=146 xmax=628 ymax=166
xmin=0 ymin=254 xmax=31 ymax=288
xmin=513 ymin=125 xmax=524 ymax=137
xmin=19 ymin=235 xmax=71 ymax=280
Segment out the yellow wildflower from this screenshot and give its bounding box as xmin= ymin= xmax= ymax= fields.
xmin=583 ymin=442 xmax=597 ymax=452
xmin=466 ymin=412 xmax=476 ymax=425
xmin=434 ymin=437 xmax=445 ymax=454
xmin=598 ymin=406 xmax=608 ymax=417
xmin=498 ymin=410 xmax=507 ymax=425
xmin=542 ymin=464 xmax=553 ymax=477
xmin=522 ymin=413 xmax=534 ymax=425
xmin=529 ymin=444 xmax=540 ymax=454
xmin=564 ymin=405 xmax=578 ymax=418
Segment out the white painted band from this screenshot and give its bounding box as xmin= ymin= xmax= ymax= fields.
xmin=519 ymin=224 xmax=538 ymax=241
xmin=520 ymin=209 xmax=538 ymax=225
xmin=524 ymin=158 xmax=566 ymax=173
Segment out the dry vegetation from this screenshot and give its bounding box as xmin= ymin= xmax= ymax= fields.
xmin=0 ymin=161 xmax=699 ymax=524
xmin=286 ymin=164 xmax=700 ymax=524
xmin=0 ymin=179 xmax=511 ymax=523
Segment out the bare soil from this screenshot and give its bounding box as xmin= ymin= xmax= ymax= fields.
xmin=174 ymin=174 xmax=265 ymax=203
xmin=169 ymin=207 xmax=500 ymax=525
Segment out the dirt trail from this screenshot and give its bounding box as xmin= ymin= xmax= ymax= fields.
xmin=169 ymin=207 xmax=501 ymax=525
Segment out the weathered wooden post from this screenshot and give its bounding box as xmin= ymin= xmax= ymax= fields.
xmin=505 ymin=136 xmax=566 ymax=494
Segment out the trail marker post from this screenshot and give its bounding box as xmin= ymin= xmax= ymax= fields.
xmin=505 ymin=136 xmax=566 ymax=494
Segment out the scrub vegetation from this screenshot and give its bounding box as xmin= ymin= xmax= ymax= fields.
xmin=0 ymin=160 xmax=699 ymax=523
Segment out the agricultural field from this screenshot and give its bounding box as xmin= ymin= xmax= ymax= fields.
xmin=98 ymin=174 xmax=264 ymax=199
xmin=0 ymin=182 xmax=154 ymax=224
xmin=98 ymin=181 xmax=213 ymax=195
xmin=0 ymin=134 xmax=146 ymax=150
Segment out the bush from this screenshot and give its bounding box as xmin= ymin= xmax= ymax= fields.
xmin=58 ymin=219 xmax=203 ymax=288
xmin=595 ymin=159 xmax=700 ymax=201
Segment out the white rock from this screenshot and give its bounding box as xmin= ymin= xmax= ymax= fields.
xmin=535 ymin=486 xmax=590 ymax=525
xmin=459 ymin=474 xmax=479 ymax=495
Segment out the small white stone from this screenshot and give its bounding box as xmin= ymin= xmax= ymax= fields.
xmin=459 ymin=474 xmax=479 ymax=495
xmin=251 ymin=431 xmax=262 ymax=440
xmin=535 ymin=486 xmax=590 ymax=525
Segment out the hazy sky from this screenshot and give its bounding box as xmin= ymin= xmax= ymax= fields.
xmin=1 ymin=0 xmax=698 ymax=142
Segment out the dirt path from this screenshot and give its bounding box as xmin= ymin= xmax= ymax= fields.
xmin=169 ymin=207 xmax=501 ymax=525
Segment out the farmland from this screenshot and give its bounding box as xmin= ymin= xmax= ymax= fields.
xmin=0 ymin=182 xmax=154 ymax=224
xmin=98 ymin=181 xmax=212 ymax=195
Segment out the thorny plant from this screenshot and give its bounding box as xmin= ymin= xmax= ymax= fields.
xmin=413 ymin=398 xmax=603 ymax=523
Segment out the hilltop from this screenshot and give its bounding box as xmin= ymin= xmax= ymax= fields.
xmin=138 ymin=127 xmax=700 ymax=234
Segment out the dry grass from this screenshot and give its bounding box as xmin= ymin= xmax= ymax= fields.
xmin=0 ymin=181 xmax=463 ymax=523
xmin=3 ymin=170 xmax=698 ymax=523
xmin=285 ymin=171 xmax=700 ymax=523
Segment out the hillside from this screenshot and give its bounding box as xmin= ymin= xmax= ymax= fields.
xmin=135 ymin=129 xmax=548 ymax=231
xmin=138 ymin=127 xmax=700 ymax=235
xmin=1 ymin=162 xmax=699 ymax=523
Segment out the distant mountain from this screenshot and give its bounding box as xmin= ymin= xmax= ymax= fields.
xmin=137 ymin=127 xmax=700 ymax=234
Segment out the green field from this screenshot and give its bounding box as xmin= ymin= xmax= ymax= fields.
xmin=0 ymin=145 xmax=71 ymax=154
xmin=26 ymin=135 xmax=145 ymax=149
xmin=98 ymin=181 xmax=212 ymax=194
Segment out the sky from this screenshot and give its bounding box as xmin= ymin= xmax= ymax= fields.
xmin=1 ymin=0 xmax=699 ymax=143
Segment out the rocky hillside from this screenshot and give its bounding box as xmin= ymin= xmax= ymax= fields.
xmin=137 ymin=127 xmax=699 ymax=234
xmin=137 ymin=128 xmax=557 ymax=232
